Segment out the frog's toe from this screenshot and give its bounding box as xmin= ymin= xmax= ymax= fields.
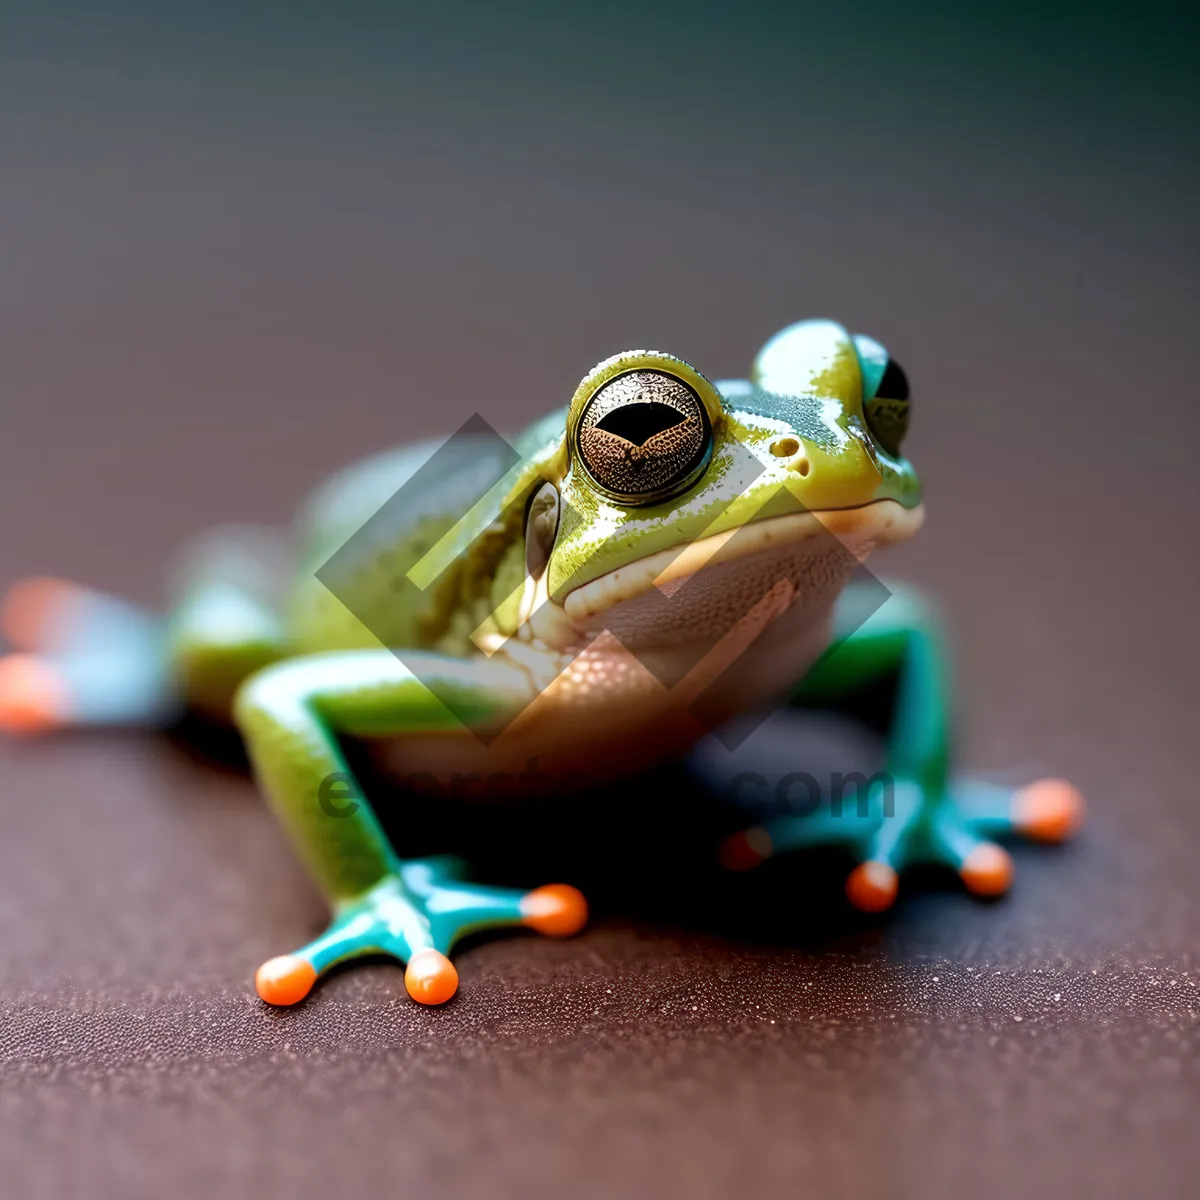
xmin=1 ymin=576 xmax=157 ymax=655
xmin=403 ymin=859 xmax=589 ymax=946
xmin=255 ymin=954 xmax=318 ymax=1007
xmin=0 ymin=654 xmax=70 ymax=735
xmin=925 ymin=804 xmax=1018 ymax=898
xmin=1 ymin=577 xmax=81 ymax=651
xmin=957 ymin=841 xmax=1015 ymax=897
xmin=404 ymin=949 xmax=459 ymax=1005
xmin=953 ymin=774 xmax=1086 ymax=859
xmin=1011 ymin=778 xmax=1086 ymax=843
xmin=718 ymin=826 xmax=775 ymax=871
xmin=520 ymin=883 xmax=589 ymax=937
xmin=844 ymin=860 xmax=900 ymax=913
xmin=719 ymin=803 xmax=879 ymax=873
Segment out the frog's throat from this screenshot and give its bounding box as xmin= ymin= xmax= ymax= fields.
xmin=560 ymin=499 xmax=924 ymax=624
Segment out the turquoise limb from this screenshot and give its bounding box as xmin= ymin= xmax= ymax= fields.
xmin=722 ymin=584 xmax=1084 ymax=909
xmin=289 ymin=858 xmax=538 ymax=976
xmin=722 ymin=772 xmax=920 ymax=876
xmin=234 ymin=650 xmax=589 ymax=1007
xmin=0 ymin=528 xmax=292 ymax=731
xmin=950 ymin=777 xmax=1033 ymax=838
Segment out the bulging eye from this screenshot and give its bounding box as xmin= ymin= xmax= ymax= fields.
xmin=574 ymin=369 xmax=713 ymax=503
xmin=864 ymin=357 xmax=910 ymax=457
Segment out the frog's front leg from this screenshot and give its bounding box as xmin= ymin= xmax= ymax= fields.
xmin=720 ymin=584 xmax=1085 ymax=911
xmin=234 ymin=650 xmax=587 ymax=1006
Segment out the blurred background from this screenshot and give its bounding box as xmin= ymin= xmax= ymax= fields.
xmin=1 ymin=2 xmax=1197 ymax=1198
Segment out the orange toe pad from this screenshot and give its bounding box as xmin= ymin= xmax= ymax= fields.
xmin=1012 ymin=778 xmax=1085 ymax=843
xmin=255 ymin=955 xmax=317 ymax=1006
xmin=405 ymin=949 xmax=459 ymax=1005
xmin=719 ymin=827 xmax=773 ymax=872
xmin=0 ymin=654 xmax=69 ymax=734
xmin=521 ymin=883 xmax=589 ymax=938
xmin=960 ymin=843 xmax=1014 ymax=897
xmin=845 ymin=860 xmax=899 ymax=913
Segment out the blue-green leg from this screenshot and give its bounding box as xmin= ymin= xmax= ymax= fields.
xmin=0 ymin=576 xmax=177 ymax=730
xmin=234 ymin=650 xmax=589 ymax=1007
xmin=720 ymin=584 xmax=1084 ymax=910
xmin=0 ymin=527 xmax=290 ymax=731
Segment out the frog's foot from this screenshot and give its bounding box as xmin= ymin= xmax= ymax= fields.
xmin=1 ymin=577 xmax=158 ymax=655
xmin=719 ymin=776 xmax=1085 ymax=913
xmin=0 ymin=578 xmax=171 ymax=734
xmin=0 ymin=647 xmax=175 ymax=734
xmin=254 ymin=858 xmax=588 ymax=1007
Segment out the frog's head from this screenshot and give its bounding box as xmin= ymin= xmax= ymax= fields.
xmin=519 ymin=319 xmax=923 ymax=695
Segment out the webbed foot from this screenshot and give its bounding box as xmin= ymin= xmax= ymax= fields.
xmin=720 ymin=776 xmax=1084 ymax=913
xmin=255 ymin=858 xmax=588 ymax=1007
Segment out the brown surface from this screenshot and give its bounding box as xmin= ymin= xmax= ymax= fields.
xmin=2 ymin=7 xmax=1199 ymax=1199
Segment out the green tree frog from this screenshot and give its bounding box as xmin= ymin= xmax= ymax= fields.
xmin=0 ymin=319 xmax=1083 ymax=1008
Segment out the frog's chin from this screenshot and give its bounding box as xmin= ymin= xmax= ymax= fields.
xmin=559 ymin=499 xmax=924 ymax=638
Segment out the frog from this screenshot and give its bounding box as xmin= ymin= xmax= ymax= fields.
xmin=0 ymin=318 xmax=1084 ymax=1008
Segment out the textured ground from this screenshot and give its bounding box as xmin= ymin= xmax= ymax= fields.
xmin=2 ymin=5 xmax=1198 ymax=1198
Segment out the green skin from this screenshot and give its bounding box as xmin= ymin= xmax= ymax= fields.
xmin=0 ymin=318 xmax=1077 ymax=1007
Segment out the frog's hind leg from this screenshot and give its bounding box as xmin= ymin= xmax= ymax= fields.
xmin=0 ymin=526 xmax=290 ymax=733
xmin=718 ymin=583 xmax=1085 ymax=911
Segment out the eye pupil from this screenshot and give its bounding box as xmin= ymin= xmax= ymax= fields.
xmin=596 ymin=400 xmax=686 ymax=446
xmin=875 ymin=359 xmax=910 ymax=401
xmin=575 ymin=368 xmax=713 ymax=503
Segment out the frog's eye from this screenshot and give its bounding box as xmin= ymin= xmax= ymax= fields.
xmin=863 ymin=356 xmax=911 ymax=458
xmin=572 ymin=368 xmax=714 ymax=505
xmin=854 ymin=334 xmax=911 ymax=458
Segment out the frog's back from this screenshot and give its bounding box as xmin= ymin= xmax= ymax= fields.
xmin=284 ymin=410 xmax=564 ymax=656
xmin=285 ymin=435 xmax=514 ymax=654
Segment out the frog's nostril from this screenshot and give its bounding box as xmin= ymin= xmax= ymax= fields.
xmin=769 ymin=437 xmax=810 ymax=476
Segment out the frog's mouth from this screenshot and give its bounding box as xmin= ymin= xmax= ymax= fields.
xmin=559 ymin=499 xmax=924 ymax=636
